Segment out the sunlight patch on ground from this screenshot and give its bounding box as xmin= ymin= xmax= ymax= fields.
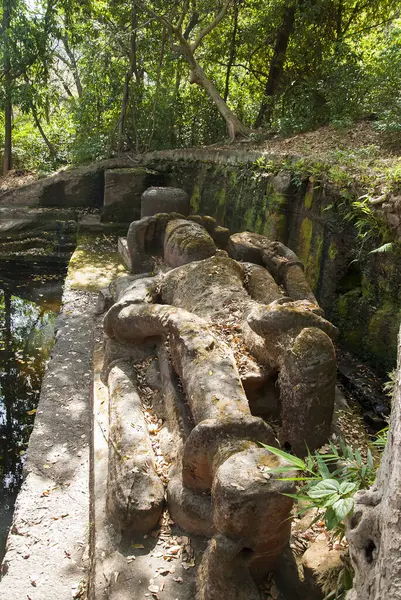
xmin=67 ymin=234 xmax=127 ymax=292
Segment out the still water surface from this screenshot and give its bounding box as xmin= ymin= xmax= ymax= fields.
xmin=0 ymin=271 xmax=63 ymax=562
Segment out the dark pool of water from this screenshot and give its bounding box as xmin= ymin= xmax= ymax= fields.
xmin=0 ymin=270 xmax=64 ymax=562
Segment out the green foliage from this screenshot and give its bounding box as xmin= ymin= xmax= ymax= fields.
xmin=261 ymin=437 xmax=385 ymax=599
xmin=261 ymin=439 xmax=378 ymax=538
xmin=1 ymin=2 xmax=401 ymax=170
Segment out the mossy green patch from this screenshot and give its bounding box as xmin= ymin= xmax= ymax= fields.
xmin=190 ymin=184 xmax=201 ymax=213
xmin=368 ymin=301 xmax=401 ymax=366
xmin=215 ymin=186 xmax=227 ymax=224
xmin=304 ymin=179 xmax=314 ymax=209
xmin=67 ymin=233 xmax=127 ymax=291
xmin=328 ymin=242 xmax=338 ymax=260
xmin=297 ymin=217 xmax=313 ymax=264
xmin=304 ymin=234 xmax=323 ymax=291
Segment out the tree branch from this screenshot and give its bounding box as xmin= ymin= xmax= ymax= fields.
xmin=191 ymin=0 xmax=231 ymax=52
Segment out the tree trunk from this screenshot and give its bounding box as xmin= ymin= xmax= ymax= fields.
xmin=223 ymin=3 xmax=239 ymax=102
xmin=3 ymin=1 xmax=12 ymax=175
xmin=148 ymin=27 xmax=166 ymax=149
xmin=31 ymin=106 xmax=58 ymax=159
xmin=254 ymin=2 xmax=297 ymax=128
xmin=61 ymin=34 xmax=83 ymax=97
xmin=178 ymin=35 xmax=249 ymax=141
xmin=346 ymin=324 xmax=401 ymax=599
xmin=117 ymin=0 xmax=138 ymax=154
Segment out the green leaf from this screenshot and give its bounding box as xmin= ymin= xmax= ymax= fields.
xmin=259 ymin=444 xmax=306 ymax=469
xmin=307 ymin=479 xmax=340 ymax=498
xmin=325 ymin=507 xmax=340 ymax=530
xmin=316 ymin=454 xmax=331 ymax=479
xmin=339 ymin=481 xmax=357 ymax=495
xmin=367 ymin=448 xmax=374 ymax=470
xmin=322 ymin=493 xmax=341 ymax=507
xmin=333 ymin=497 xmax=354 ymax=521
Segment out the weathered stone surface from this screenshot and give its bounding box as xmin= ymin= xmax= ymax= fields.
xmin=162 ymin=254 xmax=247 ymax=317
xmin=163 ymin=219 xmax=217 ymax=268
xmin=126 ymin=215 xmax=156 ymax=273
xmin=107 ymin=362 xmax=165 ymax=535
xmin=104 ymin=303 xmax=249 ymax=423
xmin=103 ymin=167 xmax=163 ymax=222
xmin=95 ymin=286 xmax=113 ymax=314
xmin=279 ymin=327 xmax=336 ymax=455
xmin=182 ymin=416 xmax=276 ymax=490
xmin=167 ymin=467 xmax=213 ymax=537
xmin=263 ymin=241 xmax=317 ymax=304
xmin=244 ymin=262 xmax=282 ymax=304
xmin=302 ymin=537 xmax=345 ymax=600
xmin=244 ymin=300 xmax=337 ymax=454
xmin=212 ymin=447 xmax=294 ymax=575
xmin=227 ymin=231 xmax=269 ymax=264
xmin=117 ymin=236 xmax=132 ymax=270
xmin=141 ymin=186 xmax=190 ymax=218
xmin=187 ymin=215 xmax=230 ymax=249
xmin=198 ymin=535 xmax=261 ymax=600
xmin=0 ymin=284 xmax=95 ymax=600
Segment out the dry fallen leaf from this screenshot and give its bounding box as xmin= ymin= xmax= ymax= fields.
xmin=148 ymin=584 xmax=160 ymax=593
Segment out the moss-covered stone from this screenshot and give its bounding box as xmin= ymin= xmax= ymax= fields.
xmin=328 ymin=242 xmax=338 ymax=260
xmin=68 ymin=233 xmax=127 ymax=291
xmin=190 ymin=184 xmax=201 ymax=213
xmin=304 ymin=179 xmax=314 ymax=209
xmin=297 ymin=217 xmax=313 ymax=264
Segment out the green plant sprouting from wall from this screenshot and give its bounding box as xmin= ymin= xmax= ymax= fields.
xmin=261 ymin=433 xmax=387 ymax=599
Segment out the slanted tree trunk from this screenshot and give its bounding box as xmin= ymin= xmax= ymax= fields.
xmin=346 ymin=325 xmax=401 ymax=599
xmin=61 ymin=33 xmax=83 ymax=97
xmin=3 ymin=0 xmax=12 ymax=175
xmin=254 ymin=2 xmax=297 ymax=128
xmin=31 ymin=105 xmax=58 ymax=159
xmin=176 ymin=32 xmax=249 ymax=141
xmin=117 ymin=0 xmax=138 ymax=153
xmin=146 ymin=0 xmax=249 ymax=142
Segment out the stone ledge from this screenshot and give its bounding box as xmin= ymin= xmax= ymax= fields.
xmin=0 ymin=281 xmax=97 ymax=599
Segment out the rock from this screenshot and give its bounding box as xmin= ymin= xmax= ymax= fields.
xmin=244 ymin=263 xmax=282 ymax=304
xmin=272 ymin=170 xmax=292 ymax=196
xmin=262 ymin=241 xmax=317 ymax=304
xmin=163 ymin=219 xmax=217 ymax=268
xmin=227 ymin=231 xmax=270 ymax=264
xmin=117 ymin=237 xmax=132 ymax=270
xmin=212 ymin=446 xmax=294 ymax=575
xmin=140 ymin=186 xmax=190 ymax=218
xmin=103 ymin=167 xmax=163 ymax=222
xmin=302 ymin=538 xmax=345 ymax=600
xmin=197 ymin=535 xmax=262 ymax=600
xmin=279 ymin=327 xmax=336 ymax=455
xmin=161 ymin=254 xmax=247 ymax=317
xmin=244 ymin=301 xmax=337 ymax=455
xmin=106 ymin=362 xmax=165 ymax=535
xmin=182 ymin=416 xmax=276 ymax=490
xmin=167 ymin=468 xmax=213 ymax=537
xmin=104 ymin=302 xmax=250 ymax=423
xmin=101 ymin=337 xmax=155 ymax=383
xmin=386 ymin=212 xmax=400 ymax=228
xmin=95 ymin=287 xmax=113 ymax=314
xmin=126 ymin=216 xmax=156 ymax=273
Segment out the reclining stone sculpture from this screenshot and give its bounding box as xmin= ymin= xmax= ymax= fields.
xmin=101 ymin=190 xmax=337 ymax=599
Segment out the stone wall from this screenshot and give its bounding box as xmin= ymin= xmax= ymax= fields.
xmin=1 ymin=148 xmax=399 ymax=373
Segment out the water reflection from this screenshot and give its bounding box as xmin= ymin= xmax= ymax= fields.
xmin=0 ymin=271 xmax=63 ymax=562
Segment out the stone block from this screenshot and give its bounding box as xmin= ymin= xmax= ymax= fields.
xmin=141 ymin=186 xmax=190 ymax=218
xmin=103 ymin=168 xmax=163 ymax=222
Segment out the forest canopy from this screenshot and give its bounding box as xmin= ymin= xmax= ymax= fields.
xmin=1 ymin=0 xmax=400 ymax=173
